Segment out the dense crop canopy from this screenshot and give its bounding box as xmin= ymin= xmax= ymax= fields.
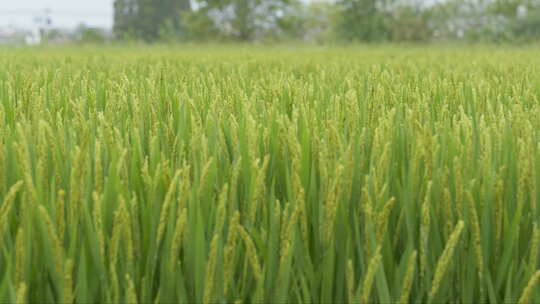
xmin=0 ymin=46 xmax=539 ymax=303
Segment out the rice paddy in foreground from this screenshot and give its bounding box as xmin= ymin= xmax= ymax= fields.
xmin=1 ymin=46 xmax=540 ymax=303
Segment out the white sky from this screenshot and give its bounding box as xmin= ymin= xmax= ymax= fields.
xmin=0 ymin=0 xmax=437 ymax=30
xmin=0 ymin=0 xmax=114 ymax=29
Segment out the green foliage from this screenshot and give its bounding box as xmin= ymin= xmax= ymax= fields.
xmin=186 ymin=0 xmax=300 ymax=41
xmin=388 ymin=5 xmax=433 ymax=41
xmin=489 ymin=0 xmax=540 ymax=42
xmin=335 ymin=0 xmax=391 ymax=42
xmin=74 ymin=25 xmax=108 ymax=44
xmin=179 ymin=11 xmax=223 ymax=41
xmin=113 ymin=0 xmax=191 ymax=41
xmin=302 ymin=0 xmax=339 ymax=43
xmin=110 ymin=0 xmax=540 ymax=43
xmin=512 ymin=8 xmax=540 ymax=41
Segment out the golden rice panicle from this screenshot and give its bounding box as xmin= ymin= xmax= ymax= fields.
xmin=453 ymin=157 xmax=464 ymax=219
xmin=203 ymin=234 xmax=219 ymax=304
xmin=68 ymin=147 xmax=83 ymax=227
xmin=494 ymin=177 xmax=504 ymax=260
xmin=94 ymin=140 xmax=103 ymax=193
xmin=531 ymin=165 xmax=538 ymax=214
xmin=479 ymin=121 xmax=492 ymax=171
xmin=229 ymin=157 xmax=242 ymax=209
xmin=360 ymin=246 xmax=382 ymax=304
xmin=109 ymin=204 xmax=124 ymax=303
xmin=290 ymin=166 xmax=308 ymax=245
xmin=36 ymin=121 xmax=49 ymax=191
xmin=466 ymin=191 xmax=484 ymax=297
xmin=392 ymin=211 xmax=406 ymax=252
xmin=318 ymin=142 xmax=329 ymax=197
xmin=38 ymin=205 xmax=64 ymax=277
xmin=420 ymin=181 xmax=432 ymax=285
xmin=119 ymin=197 xmax=134 ymax=272
xmin=56 ymin=190 xmax=66 ymax=246
xmin=176 ymin=165 xmax=191 ymax=211
xmin=126 ymin=275 xmax=138 ymax=304
xmin=297 ymin=193 xmax=309 ymax=249
xmin=0 ymin=142 xmax=4 ymax=194
xmin=224 ymin=211 xmax=241 ymax=295
xmin=92 ymin=191 xmax=105 ymax=261
xmin=280 ymin=202 xmax=299 ymax=272
xmin=114 ymin=146 xmax=128 ymax=184
xmin=361 ymin=184 xmax=375 ymax=258
xmin=323 ymin=164 xmax=344 ymax=245
xmin=62 ymin=259 xmax=74 ymax=304
xmin=442 ymin=187 xmax=454 ymax=238
xmin=518 ymin=270 xmax=540 ymax=304
xmin=245 ymin=111 xmax=259 ymax=162
xmin=215 ymin=184 xmax=229 ymax=234
xmin=108 ymin=204 xmax=125 ymax=277
xmin=530 ymin=223 xmax=539 ymax=271
xmin=170 ymin=207 xmax=187 ymax=268
xmin=228 ymin=116 xmax=240 ymax=156
xmin=339 ymin=145 xmax=355 ymax=202
xmin=129 ymin=195 xmax=141 ymax=256
xmin=141 ymin=158 xmax=152 ymax=193
xmin=15 ymin=228 xmax=24 ymax=285
xmin=156 ymin=170 xmax=181 ymax=247
xmin=347 ymin=259 xmax=356 ymax=302
xmin=279 ymin=201 xmax=292 ymax=258
xmin=16 ymin=283 xmax=26 ymax=304
xmin=517 ymin=138 xmax=530 ymax=210
xmin=399 ymin=251 xmax=417 ymax=304
xmin=0 ymin=181 xmax=23 ymax=237
xmin=238 ymin=225 xmax=263 ymax=282
xmin=428 ymin=220 xmax=465 ymax=303
xmin=248 ymin=156 xmax=269 ymax=226
xmin=197 ymin=158 xmax=213 ymax=200
xmin=376 ymin=196 xmax=395 ymax=242
xmin=13 ymin=140 xmax=38 ymax=204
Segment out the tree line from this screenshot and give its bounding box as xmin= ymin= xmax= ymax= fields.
xmin=112 ymin=0 xmax=540 ymax=43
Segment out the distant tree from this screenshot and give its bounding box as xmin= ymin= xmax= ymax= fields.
xmin=180 ymin=11 xmax=223 ymax=41
xmin=110 ymin=0 xmax=540 ymax=43
xmin=512 ymin=8 xmax=540 ymax=41
xmin=75 ymin=24 xmax=107 ymax=44
xmin=487 ymin=0 xmax=540 ymax=41
xmin=113 ymin=0 xmax=137 ymax=39
xmin=274 ymin=0 xmax=338 ymax=43
xmin=186 ymin=0 xmax=299 ymax=41
xmin=113 ymin=0 xmax=192 ymax=41
xmin=335 ymin=0 xmax=393 ymax=42
xmin=489 ymin=0 xmax=536 ymax=17
xmin=388 ymin=3 xmax=432 ymax=41
xmin=422 ymin=0 xmax=540 ymax=43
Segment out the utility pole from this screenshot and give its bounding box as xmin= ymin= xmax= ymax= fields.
xmin=33 ymin=8 xmax=52 ymax=44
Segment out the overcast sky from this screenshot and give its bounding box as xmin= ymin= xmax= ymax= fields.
xmin=0 ymin=0 xmax=436 ymax=30
xmin=0 ymin=0 xmax=114 ymax=29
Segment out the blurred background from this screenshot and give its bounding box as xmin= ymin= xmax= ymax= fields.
xmin=0 ymin=0 xmax=539 ymax=45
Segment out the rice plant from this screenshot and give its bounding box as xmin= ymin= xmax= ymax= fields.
xmin=0 ymin=46 xmax=539 ymax=303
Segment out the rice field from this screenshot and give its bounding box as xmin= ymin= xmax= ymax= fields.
xmin=1 ymin=46 xmax=540 ymax=303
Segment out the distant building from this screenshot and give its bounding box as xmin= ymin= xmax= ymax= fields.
xmin=0 ymin=27 xmax=39 ymax=45
xmin=0 ymin=25 xmax=111 ymax=46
